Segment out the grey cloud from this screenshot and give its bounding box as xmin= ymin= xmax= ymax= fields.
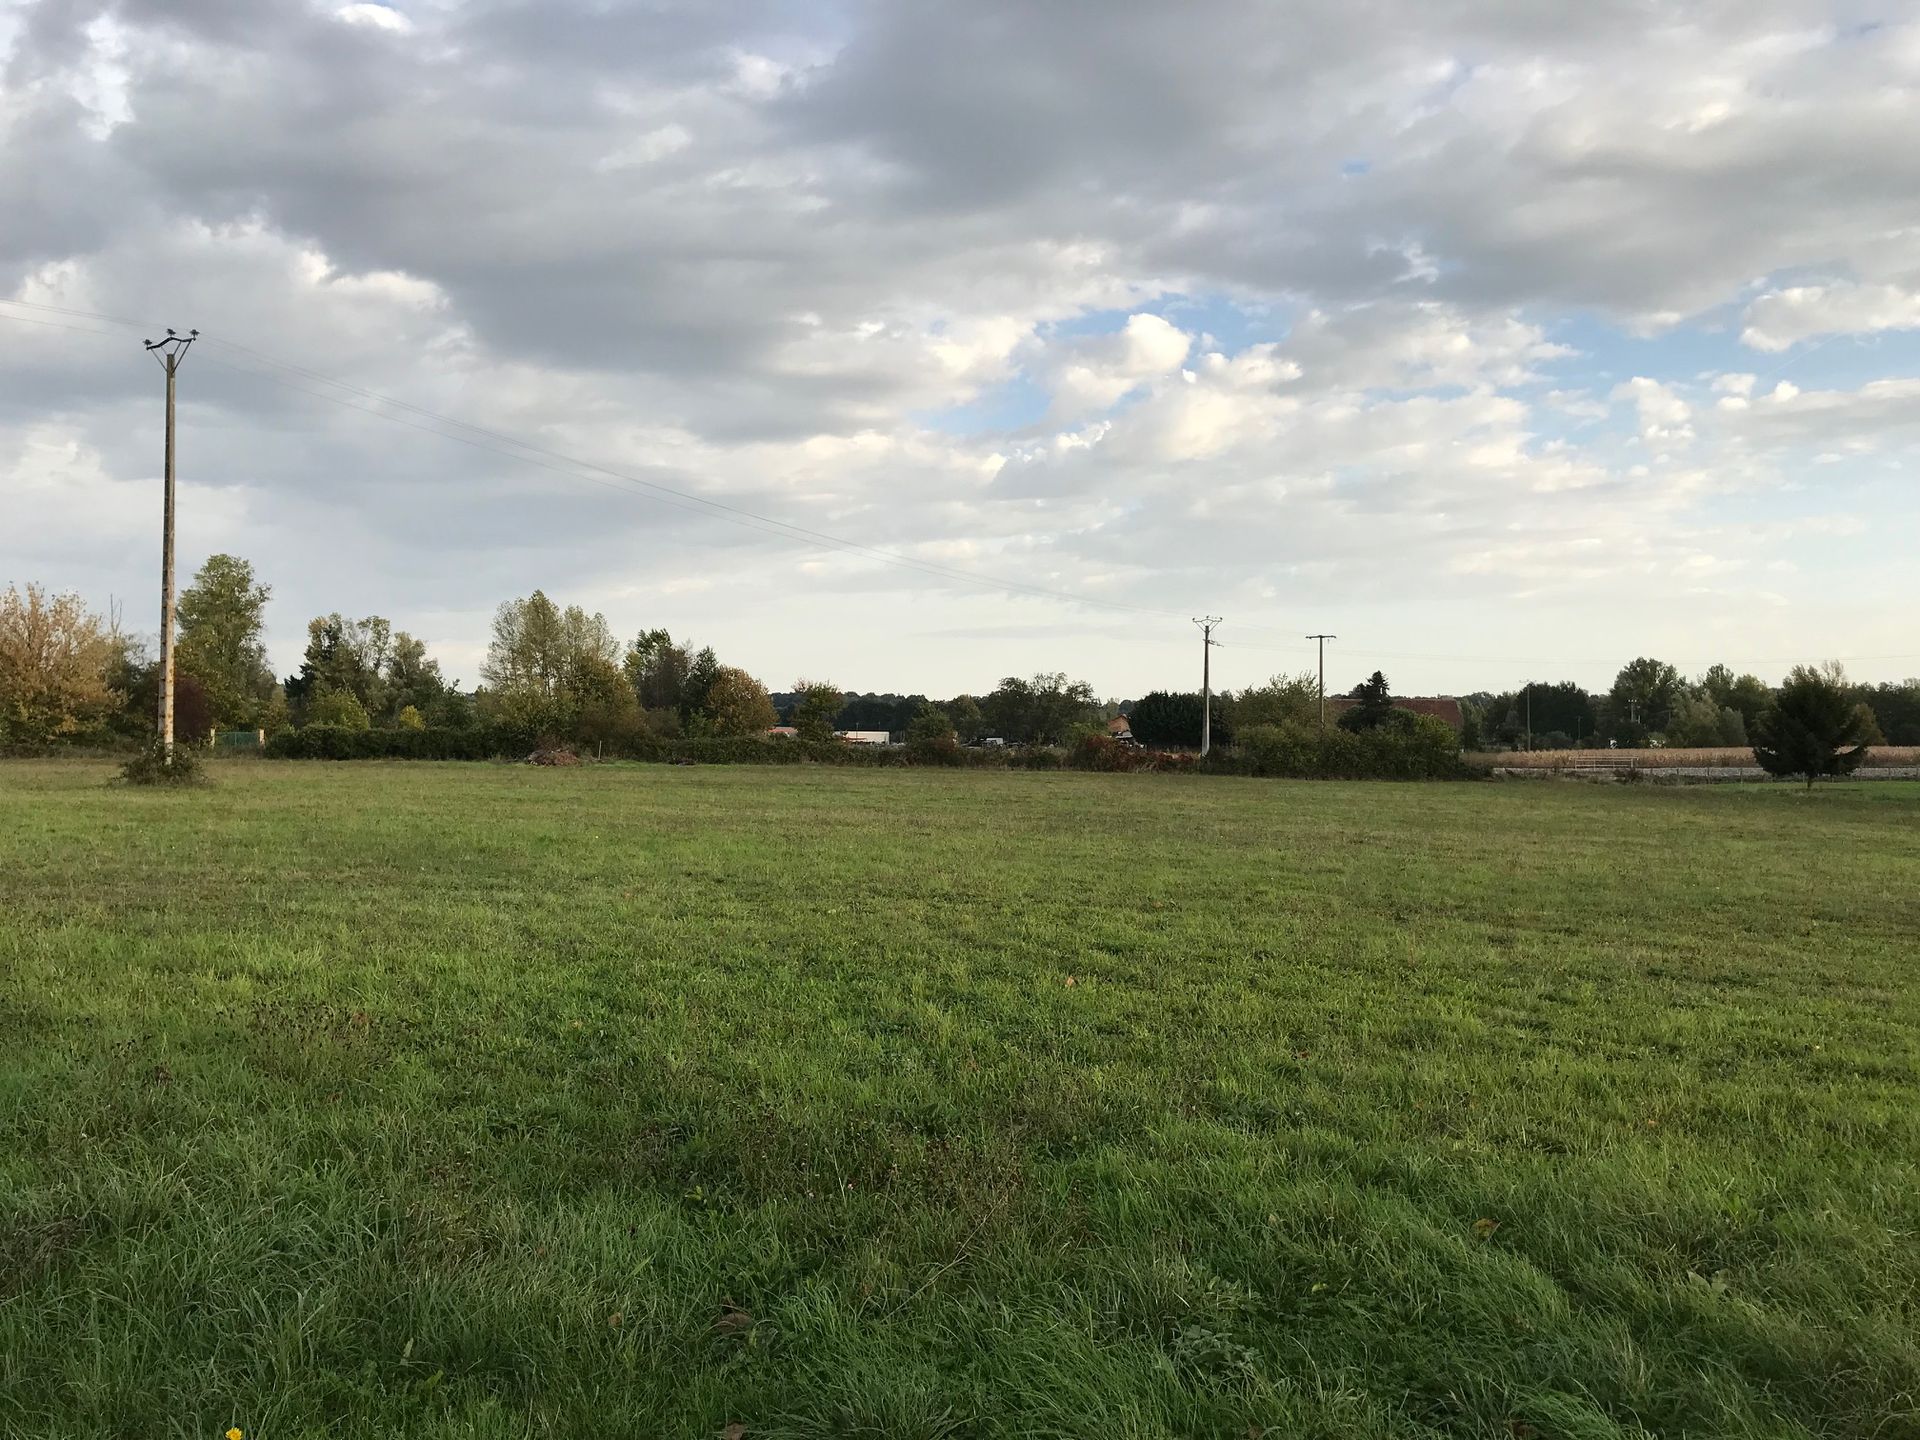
xmin=5 ymin=0 xmax=1919 ymax=694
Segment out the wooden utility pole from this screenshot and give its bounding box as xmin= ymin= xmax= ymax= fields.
xmin=1193 ymin=616 xmax=1221 ymax=756
xmin=145 ymin=329 xmax=197 ymax=758
xmin=1306 ymin=634 xmax=1336 ymax=727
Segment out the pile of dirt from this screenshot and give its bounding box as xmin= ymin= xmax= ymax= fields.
xmin=526 ymin=748 xmax=583 ymax=766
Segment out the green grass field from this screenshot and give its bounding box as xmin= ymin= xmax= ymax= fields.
xmin=2 ymin=761 xmax=1917 ymax=1440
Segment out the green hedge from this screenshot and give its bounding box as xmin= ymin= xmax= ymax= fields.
xmin=1206 ymin=716 xmax=1475 ymax=780
xmin=261 ymin=718 xmax=1478 ymax=780
xmin=263 ymin=727 xmax=1063 ymax=767
xmin=265 ymin=725 xmax=522 ymax=760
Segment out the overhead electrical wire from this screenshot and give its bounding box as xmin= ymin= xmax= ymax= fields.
xmin=5 ymin=295 xmax=1916 ymax=673
xmin=0 ymin=296 xmax=1183 ymax=623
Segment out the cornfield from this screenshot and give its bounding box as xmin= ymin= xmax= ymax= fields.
xmin=1469 ymin=746 xmax=1920 ymax=769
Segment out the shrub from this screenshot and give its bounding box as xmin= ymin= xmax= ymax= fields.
xmin=119 ymin=740 xmax=210 ymax=787
xmin=306 ymin=690 xmax=371 ymax=731
xmin=905 ymin=709 xmax=962 ymax=764
xmin=266 ymin=725 xmax=523 ymax=760
xmin=1129 ymin=691 xmax=1231 ymax=749
xmin=395 ymin=705 xmax=426 ymax=731
xmin=1069 ymin=735 xmax=1197 ymax=773
xmin=1219 ymin=716 xmax=1469 ymax=780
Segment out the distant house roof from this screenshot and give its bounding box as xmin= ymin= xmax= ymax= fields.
xmin=835 ymin=730 xmax=892 ymax=745
xmin=1325 ymin=696 xmax=1465 ymax=731
xmin=767 ymin=726 xmax=799 ymax=737
xmin=1107 ymin=715 xmax=1132 ymax=736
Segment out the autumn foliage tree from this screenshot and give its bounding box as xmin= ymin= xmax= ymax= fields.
xmin=706 ymin=666 xmax=778 ymax=736
xmin=0 ymin=584 xmax=120 ymax=743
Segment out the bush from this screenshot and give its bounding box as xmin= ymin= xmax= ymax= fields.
xmin=257 ymin=722 xmax=1475 ymax=781
xmin=1129 ymin=691 xmax=1232 ymax=749
xmin=306 ymin=690 xmax=372 ymax=731
xmin=905 ymin=709 xmax=963 ymax=765
xmin=1069 ymin=735 xmax=1198 ymax=773
xmin=119 ymin=740 xmax=210 ymax=787
xmin=1218 ymin=716 xmax=1470 ymax=780
xmin=267 ymin=725 xmax=524 ymax=760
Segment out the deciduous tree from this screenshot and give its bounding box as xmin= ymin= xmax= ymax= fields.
xmin=290 ymin=614 xmax=392 ymax=718
xmin=705 ymin=666 xmax=777 ymax=736
xmin=1666 ymin=690 xmax=1747 ymax=747
xmin=1229 ymin=672 xmax=1318 ymax=731
xmin=944 ymin=694 xmax=986 ymax=744
xmin=384 ymin=632 xmax=447 ymax=719
xmin=981 ymin=673 xmax=1096 ymax=744
xmin=482 ymin=591 xmax=621 ymax=735
xmin=0 ymin=584 xmax=119 ymax=743
xmin=1700 ymin=664 xmax=1773 ymax=733
xmin=791 ymin=679 xmax=844 ymax=739
xmin=307 ymin=689 xmax=372 ymax=731
xmin=1606 ymin=657 xmax=1682 ymax=743
xmin=1129 ymin=690 xmax=1227 ymax=748
xmin=175 ymin=554 xmax=275 ymax=727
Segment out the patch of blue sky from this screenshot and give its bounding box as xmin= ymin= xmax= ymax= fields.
xmin=910 ymin=375 xmax=1051 ymax=436
xmin=1538 ymin=312 xmax=1920 ymax=394
xmin=1041 ymin=291 xmax=1294 ymax=353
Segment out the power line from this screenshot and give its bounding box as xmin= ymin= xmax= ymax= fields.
xmin=0 ymin=297 xmax=1188 ymax=622
xmin=5 ymin=297 xmax=1918 ymax=677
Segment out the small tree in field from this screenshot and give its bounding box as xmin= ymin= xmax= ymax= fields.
xmin=1752 ymin=666 xmax=1871 ymax=790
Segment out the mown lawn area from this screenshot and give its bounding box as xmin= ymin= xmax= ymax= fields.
xmin=1 ymin=760 xmax=1916 ymax=1439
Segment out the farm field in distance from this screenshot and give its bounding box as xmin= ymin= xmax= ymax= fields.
xmin=2 ymin=760 xmax=1917 ymax=1439
xmin=1470 ymin=746 xmax=1920 ymax=771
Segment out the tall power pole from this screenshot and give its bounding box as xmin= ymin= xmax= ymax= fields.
xmin=1193 ymin=616 xmax=1222 ymax=755
xmin=145 ymin=329 xmax=197 ymax=758
xmin=1305 ymin=634 xmax=1337 ymax=728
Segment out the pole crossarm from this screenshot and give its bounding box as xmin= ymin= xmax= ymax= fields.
xmin=143 ymin=329 xmax=198 ymax=368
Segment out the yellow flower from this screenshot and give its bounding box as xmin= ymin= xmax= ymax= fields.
xmin=226 ymin=1429 xmax=244 ymax=1440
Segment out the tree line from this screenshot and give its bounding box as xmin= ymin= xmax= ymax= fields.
xmin=4 ymin=558 xmax=1915 ymax=780
xmin=0 ymin=558 xmax=1123 ymax=750
xmin=1458 ymin=655 xmax=1918 ymax=750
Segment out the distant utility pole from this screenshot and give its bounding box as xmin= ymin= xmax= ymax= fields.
xmin=1193 ymin=616 xmax=1222 ymax=756
xmin=1524 ymin=682 xmax=1532 ymax=752
xmin=144 ymin=328 xmax=197 ymax=758
xmin=1305 ymin=634 xmax=1337 ymax=728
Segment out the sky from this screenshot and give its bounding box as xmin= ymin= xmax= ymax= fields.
xmin=2 ymin=0 xmax=1918 ymax=701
